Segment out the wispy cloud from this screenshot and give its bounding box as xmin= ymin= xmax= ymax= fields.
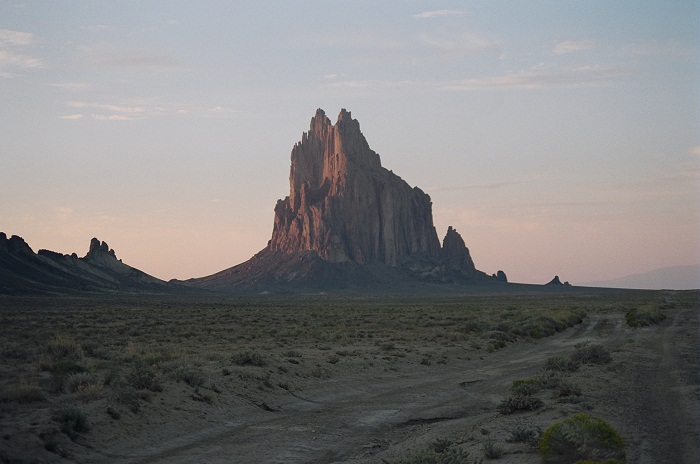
xmin=0 ymin=28 xmax=43 ymax=77
xmin=419 ymin=31 xmax=498 ymax=56
xmin=52 ymin=82 xmax=92 ymax=91
xmin=690 ymin=146 xmax=700 ymax=157
xmin=207 ymin=106 xmax=235 ymax=114
xmin=63 ymin=100 xmax=149 ymax=121
xmin=67 ymin=101 xmax=145 ymax=113
xmin=445 ymin=62 xmax=630 ymax=91
xmin=552 ymin=39 xmax=596 ymax=55
xmin=91 ymin=114 xmax=142 ymax=121
xmin=327 ymin=79 xmax=416 ymax=89
xmin=413 ymin=10 xmax=465 ymax=19
xmin=62 ymin=99 xmax=235 ymax=121
xmin=0 ymin=29 xmax=34 ymax=46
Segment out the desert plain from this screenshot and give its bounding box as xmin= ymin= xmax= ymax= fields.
xmin=0 ymin=289 xmax=697 ymax=463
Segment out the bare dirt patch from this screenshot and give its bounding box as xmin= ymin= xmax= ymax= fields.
xmin=1 ymin=290 xmax=697 ymax=463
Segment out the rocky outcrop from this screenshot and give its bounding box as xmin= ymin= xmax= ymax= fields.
xmin=545 ymin=275 xmax=570 ymax=286
xmin=0 ymin=232 xmax=34 ymax=256
xmin=0 ymin=233 xmax=174 ymax=294
xmin=442 ymin=226 xmax=477 ymax=276
xmin=493 ymin=270 xmax=508 ymax=283
xmin=84 ymin=238 xmax=117 ymax=261
xmin=185 ymin=109 xmax=500 ymax=292
xmin=269 ymin=108 xmax=441 ymax=266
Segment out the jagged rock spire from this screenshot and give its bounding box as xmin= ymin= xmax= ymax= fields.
xmin=269 ymin=109 xmax=441 ymax=266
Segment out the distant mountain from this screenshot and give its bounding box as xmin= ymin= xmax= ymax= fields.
xmin=177 ymin=109 xmax=508 ymax=293
xmin=0 ymin=233 xmax=177 ymax=294
xmin=582 ymin=264 xmax=699 ymax=290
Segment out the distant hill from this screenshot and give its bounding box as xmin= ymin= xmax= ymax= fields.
xmin=582 ymin=264 xmax=699 ymax=290
xmin=0 ymin=233 xmax=181 ymax=295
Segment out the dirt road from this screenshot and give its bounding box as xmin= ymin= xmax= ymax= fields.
xmin=94 ymin=306 xmax=697 ymax=463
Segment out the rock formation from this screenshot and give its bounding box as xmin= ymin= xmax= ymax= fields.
xmin=185 ymin=109 xmax=499 ymax=292
xmin=269 ymin=108 xmax=441 ymax=266
xmin=0 ymin=233 xmax=173 ymax=294
xmin=545 ymin=275 xmax=570 ymax=286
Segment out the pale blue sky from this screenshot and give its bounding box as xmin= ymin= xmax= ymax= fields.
xmin=1 ymin=1 xmax=698 ymax=284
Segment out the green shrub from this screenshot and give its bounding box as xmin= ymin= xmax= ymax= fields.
xmin=544 ymin=356 xmax=580 ymax=372
xmin=571 ymin=343 xmax=612 ymax=365
xmin=511 ymin=377 xmax=544 ymax=396
xmin=539 ymin=413 xmax=625 ymax=463
xmin=625 ymin=308 xmax=666 ymax=327
xmin=497 ymin=395 xmax=543 ymax=414
xmin=56 ymin=407 xmax=89 ymax=440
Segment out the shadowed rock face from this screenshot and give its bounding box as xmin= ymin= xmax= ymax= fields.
xmin=442 ymin=226 xmax=477 ymax=277
xmin=270 ymin=108 xmax=441 ymax=266
xmin=0 ymin=234 xmax=172 ymax=294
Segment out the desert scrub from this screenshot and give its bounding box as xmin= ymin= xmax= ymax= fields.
xmin=232 ymin=350 xmax=267 ymax=367
xmin=536 ymin=370 xmax=564 ymax=389
xmin=497 ymin=394 xmax=543 ymax=414
xmin=386 ymin=438 xmax=482 ymax=464
xmin=46 ymin=334 xmax=84 ymax=360
xmin=556 ymin=381 xmax=582 ymax=398
xmin=544 ymin=356 xmax=579 ymax=372
xmin=48 ymin=360 xmax=87 ymax=391
xmin=126 ymin=363 xmax=161 ymax=391
xmin=625 ymin=307 xmax=666 ymax=327
xmin=64 ymin=372 xmax=103 ymax=400
xmin=507 ymin=426 xmax=541 ymax=446
xmin=173 ymin=364 xmax=206 ymax=388
xmin=56 ymin=407 xmax=90 ymax=440
xmin=511 ymin=377 xmax=543 ymax=396
xmin=482 ymin=438 xmax=503 ymax=459
xmin=538 ymin=413 xmax=625 ymax=463
xmin=571 ymin=343 xmax=612 ymax=365
xmin=0 ymin=381 xmax=45 ymax=404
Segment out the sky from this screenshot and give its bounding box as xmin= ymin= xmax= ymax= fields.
xmin=1 ymin=1 xmax=698 ymax=285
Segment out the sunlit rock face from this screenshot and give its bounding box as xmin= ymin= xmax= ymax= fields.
xmin=269 ymin=108 xmax=442 ymax=267
xmin=184 ymin=108 xmax=499 ymax=292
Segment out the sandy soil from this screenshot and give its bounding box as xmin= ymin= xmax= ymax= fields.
xmin=1 ymin=295 xmax=697 ymax=463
